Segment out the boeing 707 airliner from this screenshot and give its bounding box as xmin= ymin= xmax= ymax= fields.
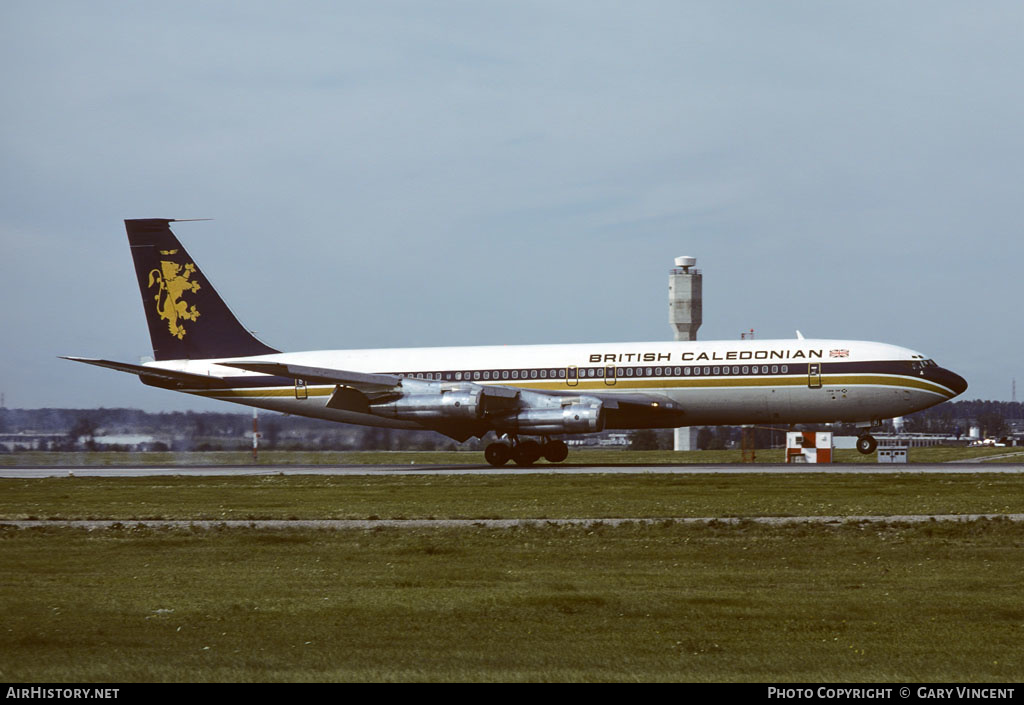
xmin=64 ymin=219 xmax=968 ymax=465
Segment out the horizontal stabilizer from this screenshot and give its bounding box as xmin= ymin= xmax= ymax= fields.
xmin=60 ymin=357 xmax=227 ymax=389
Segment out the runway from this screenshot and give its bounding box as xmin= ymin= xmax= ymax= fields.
xmin=2 ymin=462 xmax=1024 ymax=478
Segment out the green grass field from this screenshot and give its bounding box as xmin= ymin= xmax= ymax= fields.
xmin=2 ymin=521 xmax=1022 ymax=682
xmin=2 ymin=473 xmax=1024 ymax=520
xmin=3 ymin=471 xmax=1023 ymax=682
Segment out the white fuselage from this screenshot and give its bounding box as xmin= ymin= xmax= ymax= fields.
xmin=144 ymin=338 xmax=963 ymax=432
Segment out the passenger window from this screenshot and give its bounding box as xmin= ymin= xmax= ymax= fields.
xmin=713 ymin=367 xmax=720 ymax=375
xmin=782 ymin=365 xmax=788 ymax=373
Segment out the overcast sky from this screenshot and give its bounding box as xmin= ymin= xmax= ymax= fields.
xmin=1 ymin=1 xmax=1021 ymax=412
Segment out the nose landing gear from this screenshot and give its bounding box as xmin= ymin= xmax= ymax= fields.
xmin=856 ymin=434 xmax=878 ymax=454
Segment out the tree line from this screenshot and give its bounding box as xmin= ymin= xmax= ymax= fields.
xmin=0 ymin=407 xmax=470 ymax=452
xmin=628 ymin=400 xmax=1023 ymax=450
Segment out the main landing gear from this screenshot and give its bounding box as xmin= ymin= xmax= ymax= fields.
xmin=484 ymin=436 xmax=569 ymax=467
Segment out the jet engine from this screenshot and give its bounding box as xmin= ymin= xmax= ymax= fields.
xmin=369 ymin=387 xmax=483 ymax=421
xmin=498 ymin=402 xmax=605 ymax=434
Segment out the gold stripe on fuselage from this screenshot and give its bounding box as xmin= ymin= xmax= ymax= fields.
xmin=189 ymin=373 xmax=957 ymax=401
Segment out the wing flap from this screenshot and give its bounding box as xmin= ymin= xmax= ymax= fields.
xmin=219 ymin=361 xmax=401 ymax=392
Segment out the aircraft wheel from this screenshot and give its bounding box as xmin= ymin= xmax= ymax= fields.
xmin=484 ymin=442 xmax=512 ymax=467
xmin=543 ymin=440 xmax=569 ymax=463
xmin=856 ymin=435 xmax=878 ymax=454
xmin=514 ymin=440 xmax=542 ymax=466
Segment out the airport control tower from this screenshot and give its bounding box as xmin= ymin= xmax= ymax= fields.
xmin=669 ymin=256 xmax=702 ymax=450
xmin=669 ymin=256 xmax=702 ymax=341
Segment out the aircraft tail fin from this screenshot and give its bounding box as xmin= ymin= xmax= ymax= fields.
xmin=125 ymin=219 xmax=279 ymax=361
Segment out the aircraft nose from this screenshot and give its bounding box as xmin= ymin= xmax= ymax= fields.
xmin=936 ymin=367 xmax=968 ymax=397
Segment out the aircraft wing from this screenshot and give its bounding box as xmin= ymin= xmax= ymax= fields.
xmin=219 ymin=359 xmax=520 ymax=402
xmin=218 ymin=360 xmax=684 ymax=421
xmin=220 ymin=360 xmax=404 ymax=394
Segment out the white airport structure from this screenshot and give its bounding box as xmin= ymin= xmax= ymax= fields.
xmin=877 ymin=440 xmax=909 ymax=463
xmin=786 ymin=431 xmax=834 ymax=464
xmin=670 ymin=256 xmax=702 ymax=451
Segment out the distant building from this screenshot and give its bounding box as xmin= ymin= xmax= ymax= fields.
xmin=0 ymin=432 xmax=66 ymax=451
xmin=89 ymin=434 xmax=158 ymax=449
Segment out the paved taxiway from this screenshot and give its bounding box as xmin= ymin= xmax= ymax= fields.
xmin=2 ymin=463 xmax=1024 ymax=478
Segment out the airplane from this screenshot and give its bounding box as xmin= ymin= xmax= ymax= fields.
xmin=64 ymin=218 xmax=968 ymax=466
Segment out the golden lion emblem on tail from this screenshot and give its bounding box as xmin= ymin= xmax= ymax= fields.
xmin=148 ymin=250 xmax=201 ymax=339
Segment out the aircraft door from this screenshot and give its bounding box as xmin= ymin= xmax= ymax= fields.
xmin=566 ymin=366 xmax=579 ymax=387
xmin=295 ymin=379 xmax=308 ymax=400
xmin=604 ymin=365 xmax=617 ymax=386
xmin=807 ymin=363 xmax=822 ymax=389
